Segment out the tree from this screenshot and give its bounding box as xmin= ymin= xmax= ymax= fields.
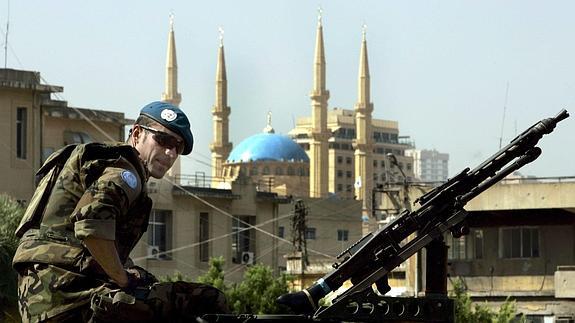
xmin=197 ymin=256 xmax=227 ymax=292
xmin=451 ymin=278 xmax=525 ymax=323
xmin=0 ymin=194 xmax=25 ymax=322
xmin=227 ymin=264 xmax=291 ymax=314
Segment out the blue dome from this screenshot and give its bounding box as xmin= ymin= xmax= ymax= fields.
xmin=227 ymin=133 xmax=309 ymax=163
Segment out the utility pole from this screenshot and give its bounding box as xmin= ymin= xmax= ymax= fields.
xmin=291 ymin=199 xmax=309 ymax=289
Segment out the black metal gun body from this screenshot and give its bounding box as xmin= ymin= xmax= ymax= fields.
xmin=277 ymin=110 xmax=569 ymax=318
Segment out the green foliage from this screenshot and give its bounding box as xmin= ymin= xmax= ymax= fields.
xmin=0 ymin=194 xmax=25 ymax=322
xmin=451 ymin=278 xmax=524 ymax=323
xmin=197 ymin=256 xmax=227 ymax=292
xmin=159 ymin=270 xmax=194 ymax=283
xmin=227 ymin=264 xmax=291 ymax=314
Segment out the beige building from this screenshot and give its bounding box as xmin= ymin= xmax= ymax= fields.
xmin=0 ymin=68 xmax=128 ymax=203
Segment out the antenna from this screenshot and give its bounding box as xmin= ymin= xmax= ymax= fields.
xmin=3 ymin=0 xmax=9 ymax=68
xmin=498 ymin=82 xmax=510 ymax=149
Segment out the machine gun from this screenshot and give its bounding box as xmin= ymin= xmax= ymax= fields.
xmin=274 ymin=109 xmax=569 ymax=321
xmin=201 ymin=110 xmax=569 ymax=322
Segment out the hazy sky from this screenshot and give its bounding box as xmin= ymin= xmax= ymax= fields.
xmin=3 ymin=1 xmax=574 ymax=178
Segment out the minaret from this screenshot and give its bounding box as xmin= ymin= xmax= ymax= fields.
xmin=162 ymin=14 xmax=182 ymax=179
xmin=210 ymin=28 xmax=232 ymax=187
xmin=162 ymin=14 xmax=181 ymax=106
xmin=354 ymin=25 xmax=374 ymax=219
xmin=308 ymin=9 xmax=330 ymax=198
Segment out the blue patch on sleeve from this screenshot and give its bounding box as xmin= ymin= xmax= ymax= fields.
xmin=121 ymin=170 xmax=138 ymax=189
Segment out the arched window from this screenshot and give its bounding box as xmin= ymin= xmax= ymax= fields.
xmin=275 ymin=167 xmax=283 ymax=175
xmin=287 ymin=166 xmax=295 ymax=176
xmin=262 ymin=166 xmax=270 ymax=175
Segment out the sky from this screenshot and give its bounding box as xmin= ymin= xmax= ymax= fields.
xmin=2 ymin=0 xmax=574 ymax=179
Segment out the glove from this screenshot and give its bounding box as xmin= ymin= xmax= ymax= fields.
xmin=126 ymin=266 xmax=159 ymax=286
xmin=122 ymin=270 xmax=142 ymax=292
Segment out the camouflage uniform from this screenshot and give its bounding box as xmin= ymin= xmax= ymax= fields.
xmin=12 ymin=143 xmax=228 ymax=322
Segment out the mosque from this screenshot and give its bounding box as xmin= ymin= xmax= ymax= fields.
xmin=176 ymin=14 xmax=417 ymax=218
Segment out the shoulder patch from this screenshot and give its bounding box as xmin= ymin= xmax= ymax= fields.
xmin=121 ymin=170 xmax=138 ymax=189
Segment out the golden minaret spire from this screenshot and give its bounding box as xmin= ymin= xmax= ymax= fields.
xmin=162 ymin=13 xmax=181 ymax=106
xmin=354 ymin=24 xmax=374 ymax=220
xmin=210 ymin=27 xmax=232 ymax=187
xmin=309 ymin=7 xmax=330 ymax=198
xmin=163 ymin=13 xmax=182 ymax=179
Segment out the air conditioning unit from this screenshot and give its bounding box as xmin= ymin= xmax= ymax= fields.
xmin=147 ymin=245 xmax=160 ymax=259
xmin=241 ymin=251 xmax=254 ymax=265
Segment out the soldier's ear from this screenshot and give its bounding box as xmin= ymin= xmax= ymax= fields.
xmin=131 ymin=125 xmax=143 ymax=144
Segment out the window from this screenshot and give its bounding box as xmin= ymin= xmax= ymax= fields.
xmin=337 ymin=184 xmax=343 ymax=192
xmin=346 ymin=171 xmax=352 ymax=178
xmin=278 ymin=226 xmax=285 ymax=238
xmin=287 ymin=166 xmax=295 ymax=175
xmin=232 ymin=216 xmax=256 ymax=264
xmin=299 ymin=167 xmax=305 ymax=176
xmin=305 ymin=227 xmax=316 ymax=240
xmin=337 ymin=170 xmax=343 ymax=178
xmin=500 ymin=227 xmax=539 ymax=258
xmin=346 ymin=157 xmax=352 ymax=164
xmin=16 ymin=107 xmax=27 ymax=159
xmin=446 ymin=229 xmax=484 ymax=260
xmin=262 ymin=166 xmax=270 ymax=175
xmin=337 ymin=156 xmax=343 ymax=164
xmin=337 ymin=229 xmax=349 ymax=241
xmin=148 ymin=209 xmax=172 ymax=260
xmin=275 ymin=167 xmax=283 ymax=175
xmin=199 ymin=212 xmax=210 ymax=262
xmin=250 ymin=167 xmax=258 ymax=176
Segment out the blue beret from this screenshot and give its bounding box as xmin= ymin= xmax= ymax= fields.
xmin=139 ymin=101 xmax=194 ymax=155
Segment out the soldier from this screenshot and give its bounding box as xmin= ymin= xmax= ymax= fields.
xmin=12 ymin=101 xmax=229 ymax=322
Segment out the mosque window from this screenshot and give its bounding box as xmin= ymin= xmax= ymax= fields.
xmin=275 ymin=167 xmax=283 ymax=175
xmin=262 ymin=166 xmax=270 ymax=175
xmin=287 ymin=166 xmax=295 ymax=176
xmin=251 ymin=167 xmax=258 ymax=176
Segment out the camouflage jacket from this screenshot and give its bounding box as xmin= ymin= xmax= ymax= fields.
xmin=12 ymin=143 xmax=153 ymax=321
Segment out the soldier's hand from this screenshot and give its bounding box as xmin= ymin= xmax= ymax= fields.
xmin=126 ymin=266 xmax=158 ymax=286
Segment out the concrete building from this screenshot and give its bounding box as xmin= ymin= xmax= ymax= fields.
xmin=0 ymin=68 xmax=128 ymax=203
xmin=406 ymin=148 xmax=449 ymax=182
